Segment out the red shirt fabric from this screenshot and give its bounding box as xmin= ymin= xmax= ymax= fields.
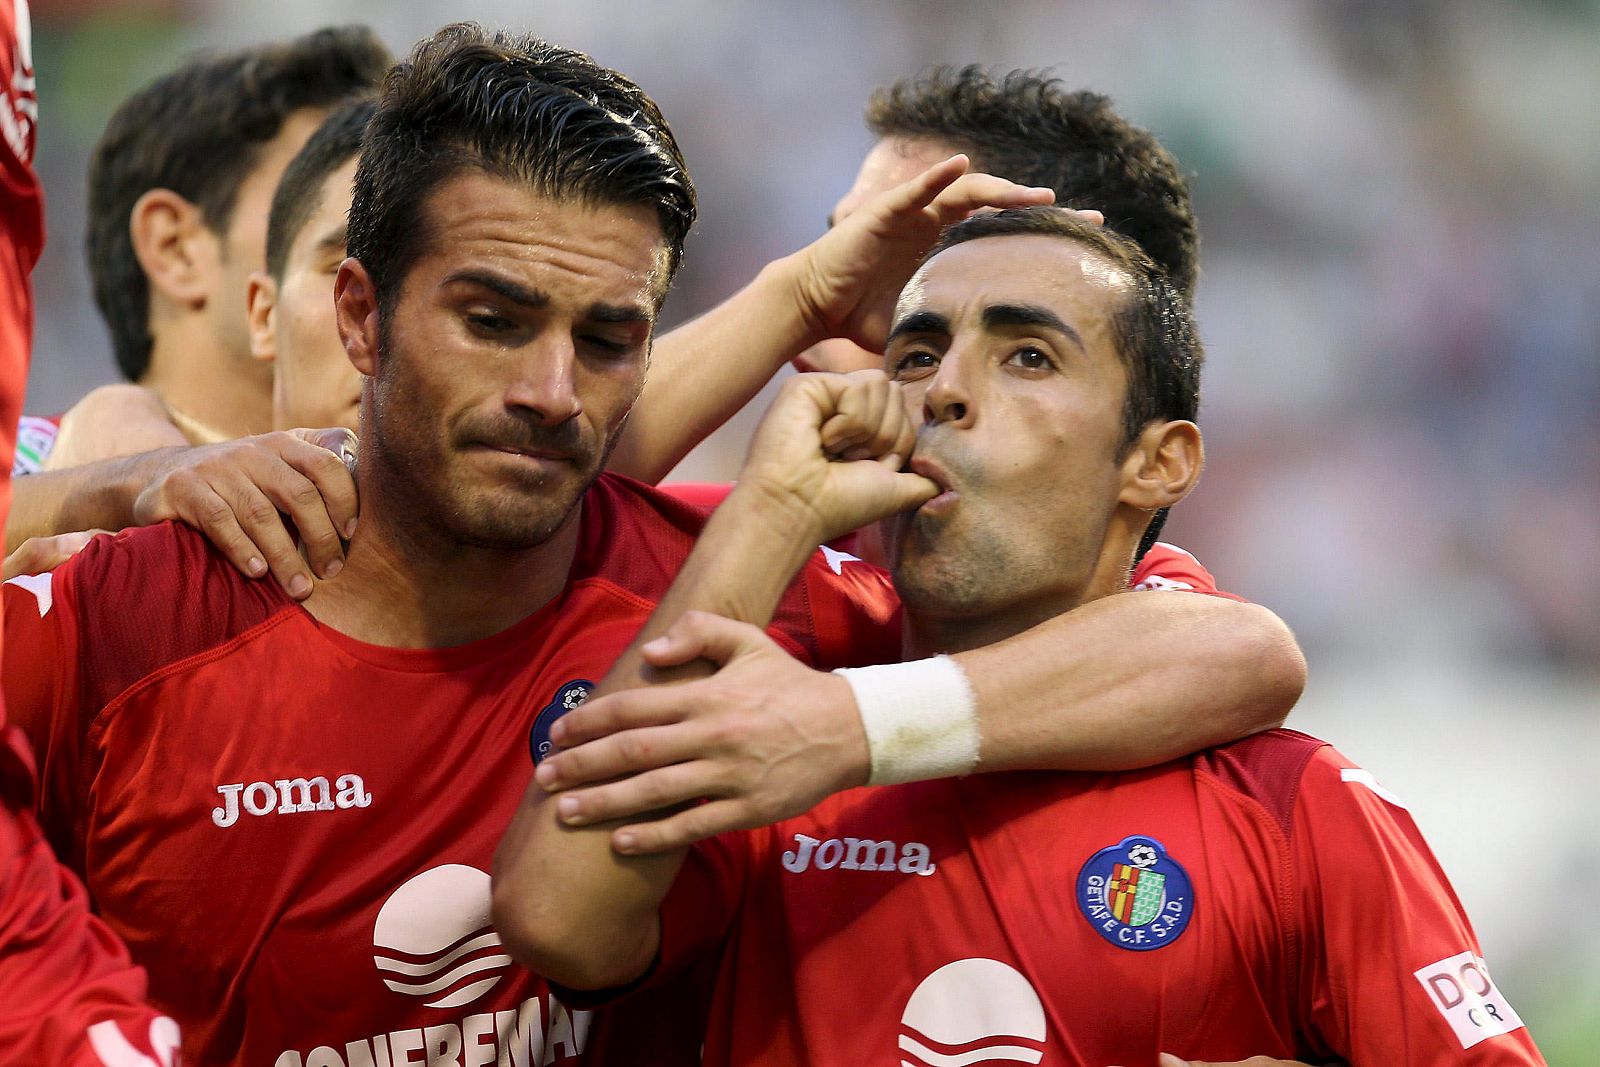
xmin=651 ymin=731 xmax=1542 ymax=1066
xmin=0 ymin=474 xmax=902 ymax=1067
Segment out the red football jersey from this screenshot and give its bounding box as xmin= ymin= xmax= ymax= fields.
xmin=1 ymin=474 xmax=901 ymax=1067
xmin=651 ymin=731 xmax=1543 ymax=1066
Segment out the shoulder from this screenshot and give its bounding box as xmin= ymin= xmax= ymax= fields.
xmin=54 ymin=521 xmax=295 ymax=709
xmin=45 ymin=385 xmax=186 ymax=468
xmin=573 ymin=473 xmax=710 ymax=600
xmin=1131 ymin=541 xmax=1244 ymax=602
xmin=1193 ymin=729 xmax=1330 ymax=833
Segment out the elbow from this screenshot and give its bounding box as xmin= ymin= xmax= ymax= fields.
xmin=491 ymin=878 xmax=652 ymax=992
xmin=1239 ymin=602 xmax=1307 ymax=731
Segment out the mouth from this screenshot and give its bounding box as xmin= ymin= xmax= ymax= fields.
xmin=908 ymin=455 xmax=958 ymax=514
xmin=469 ymin=441 xmax=580 ymax=473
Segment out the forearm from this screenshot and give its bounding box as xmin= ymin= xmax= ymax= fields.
xmin=955 ymin=593 xmax=1305 ymax=773
xmin=5 ymin=450 xmax=170 ymax=551
xmin=493 ymin=487 xmax=822 ymax=987
xmin=608 ymin=256 xmax=821 ymax=484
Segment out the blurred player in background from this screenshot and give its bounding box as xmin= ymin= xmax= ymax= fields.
xmin=0 ymin=1 xmax=182 ymax=1062
xmin=6 ymin=25 xmax=388 ymax=485
xmin=499 ymin=207 xmax=1545 ymax=1066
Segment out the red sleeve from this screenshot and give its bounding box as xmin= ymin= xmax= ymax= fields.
xmin=1130 ymin=542 xmax=1245 ymax=603
xmin=0 ymin=799 xmax=182 ymax=1067
xmin=780 ymin=549 xmax=901 ymax=671
xmin=653 ymin=830 xmax=755 ymax=982
xmin=1 ymin=563 xmax=84 ymax=859
xmin=658 ymin=482 xmax=731 ymax=510
xmin=1291 ymin=746 xmax=1545 ymax=1065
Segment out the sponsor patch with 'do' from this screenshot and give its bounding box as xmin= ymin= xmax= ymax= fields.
xmin=1414 ymin=950 xmax=1525 ymax=1049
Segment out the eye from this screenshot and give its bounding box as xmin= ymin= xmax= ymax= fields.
xmin=1006 ymin=345 xmax=1054 ymax=372
xmin=891 ymin=348 xmax=939 ymax=379
xmin=466 ymin=311 xmax=517 ymax=337
xmin=580 ymin=334 xmax=630 ymax=356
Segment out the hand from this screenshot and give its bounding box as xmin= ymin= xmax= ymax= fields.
xmin=736 ymin=370 xmax=936 ymax=544
xmin=534 ymin=611 xmax=869 ymax=855
xmin=2 ymin=530 xmax=108 ymax=579
xmin=787 ymin=155 xmax=1096 ymax=352
xmin=131 ymin=428 xmax=358 ymax=600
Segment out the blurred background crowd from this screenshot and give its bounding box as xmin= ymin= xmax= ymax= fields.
xmin=19 ymin=0 xmax=1599 ymax=1059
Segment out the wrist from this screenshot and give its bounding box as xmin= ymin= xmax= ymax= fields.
xmin=763 ymin=251 xmax=833 ymax=353
xmin=834 ymin=656 xmax=982 ymax=785
xmin=722 ymin=477 xmax=828 ymax=560
xmin=821 ymin=671 xmax=871 ymax=791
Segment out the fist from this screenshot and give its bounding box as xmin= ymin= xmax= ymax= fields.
xmin=738 ymin=371 xmax=937 ymax=544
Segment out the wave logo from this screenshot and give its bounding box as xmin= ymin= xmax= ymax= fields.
xmin=899 ymin=958 xmax=1047 ymax=1066
xmin=372 ymin=864 xmax=512 ymax=1010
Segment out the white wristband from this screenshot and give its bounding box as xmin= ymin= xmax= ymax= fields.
xmin=834 ymin=656 xmax=980 ymax=786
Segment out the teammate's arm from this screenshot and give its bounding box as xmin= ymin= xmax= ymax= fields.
xmin=534 ymin=578 xmax=1303 ymax=855
xmin=606 ymin=155 xmax=1057 ymax=483
xmin=493 ymin=372 xmax=933 ymax=990
xmin=6 ymin=429 xmax=357 ymax=599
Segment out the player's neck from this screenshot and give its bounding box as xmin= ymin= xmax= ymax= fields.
xmin=300 ymin=484 xmax=581 ymax=650
xmin=141 ymin=323 xmax=273 ymax=440
xmin=900 ymin=543 xmax=1133 ymax=658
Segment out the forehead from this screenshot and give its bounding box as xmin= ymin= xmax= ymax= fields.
xmin=833 ymin=136 xmax=961 ymax=222
xmin=411 ymin=170 xmax=670 ymax=302
xmin=896 ymin=233 xmax=1134 ymax=330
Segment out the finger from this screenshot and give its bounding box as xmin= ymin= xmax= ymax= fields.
xmin=288 ymin=428 xmax=361 ymax=541
xmin=929 ymin=172 xmax=1055 ymax=224
xmin=1068 ymin=208 xmax=1105 ymax=227
xmin=613 ymin=798 xmax=754 ymax=855
xmin=259 ymin=438 xmax=350 ymax=579
xmin=884 ymin=471 xmax=940 ymax=513
xmin=555 ymin=759 xmax=727 ymax=826
xmin=638 ymin=612 xmax=771 ymax=670
xmin=216 ymin=478 xmax=314 ymax=599
xmin=1158 ymin=1057 xmax=1190 ymax=1067
xmin=179 ymin=483 xmax=272 ymax=582
xmin=873 ymin=154 xmax=971 ymax=220
xmin=540 ymin=723 xmax=708 ymax=794
xmin=546 ymin=687 xmax=690 ymax=750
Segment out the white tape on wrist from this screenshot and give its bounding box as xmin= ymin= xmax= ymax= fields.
xmin=835 ymin=655 xmax=980 ymax=786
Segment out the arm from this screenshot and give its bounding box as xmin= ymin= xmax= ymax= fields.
xmin=533 ymin=585 xmax=1304 ymax=853
xmin=608 ymin=156 xmax=1058 ymax=483
xmin=7 ymin=430 xmax=358 ymax=599
xmin=492 ymin=371 xmax=933 ymax=989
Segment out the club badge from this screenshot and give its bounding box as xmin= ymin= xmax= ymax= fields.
xmin=1076 ymin=834 xmax=1194 ymax=951
xmin=528 ymin=679 xmax=595 ymax=765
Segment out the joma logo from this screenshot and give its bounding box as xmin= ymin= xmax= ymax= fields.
xmin=211 ymin=774 xmax=372 ymax=828
xmin=781 ymin=832 xmax=937 ymax=876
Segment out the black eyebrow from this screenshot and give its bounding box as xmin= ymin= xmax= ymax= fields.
xmin=587 ymin=303 xmax=652 ymax=326
xmin=885 ymin=310 xmax=951 ymax=344
xmin=314 ymin=224 xmax=348 ymax=254
xmin=982 ymin=303 xmax=1084 ymax=352
xmin=445 ymin=269 xmax=548 ymax=310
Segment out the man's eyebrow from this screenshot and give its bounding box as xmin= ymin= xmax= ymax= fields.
xmin=983 ymin=302 xmax=1085 ymax=352
xmin=443 ymin=269 xmax=549 ymax=310
xmin=587 ymin=303 xmax=652 ymax=326
xmin=885 ymin=310 xmax=950 ymax=344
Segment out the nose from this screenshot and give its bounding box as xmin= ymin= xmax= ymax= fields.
xmin=922 ymin=352 xmax=974 ymax=428
xmin=505 ymin=336 xmax=583 ymax=426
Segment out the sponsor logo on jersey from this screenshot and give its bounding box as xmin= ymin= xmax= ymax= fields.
xmin=781 ymin=832 xmax=937 ymax=876
xmin=1414 ymin=950 xmax=1526 ymax=1050
xmin=529 ymin=679 xmax=594 ymax=765
xmin=87 ymin=1016 xmax=181 ymax=1067
xmin=210 ymin=773 xmax=371 ymax=828
xmin=900 ymin=958 xmax=1046 ymax=1066
xmin=372 ymin=865 xmax=510 ymax=1010
xmin=1076 ymin=834 xmax=1194 ymax=951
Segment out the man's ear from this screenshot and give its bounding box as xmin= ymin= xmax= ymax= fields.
xmin=1118 ymin=419 xmax=1203 ymax=510
xmin=334 ymin=257 xmax=381 ymax=376
xmin=129 ymin=188 xmax=215 ymax=307
xmin=245 ymin=271 xmax=278 ymax=365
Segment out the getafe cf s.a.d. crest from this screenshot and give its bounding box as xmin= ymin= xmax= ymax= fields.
xmin=1076 ymin=834 xmax=1194 ymax=951
xmin=529 ymin=679 xmax=595 ymax=764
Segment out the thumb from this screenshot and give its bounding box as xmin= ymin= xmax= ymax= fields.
xmin=293 ymin=426 xmax=359 ymax=475
xmin=640 ymin=611 xmax=767 ymax=669
xmin=880 ymin=470 xmax=940 ymax=514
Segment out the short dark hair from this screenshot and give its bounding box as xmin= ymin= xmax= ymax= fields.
xmin=265 ymin=96 xmax=375 ymax=280
xmin=87 ymin=25 xmax=393 ymax=381
xmin=866 ymin=67 xmax=1198 ymax=298
xmin=347 ymin=23 xmax=696 ymax=315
